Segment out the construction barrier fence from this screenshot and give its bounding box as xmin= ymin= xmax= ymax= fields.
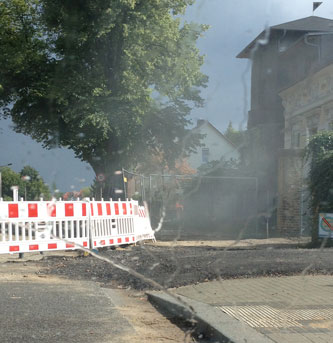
xmin=0 ymin=199 xmax=155 ymax=255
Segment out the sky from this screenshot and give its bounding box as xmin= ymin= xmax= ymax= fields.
xmin=1 ymin=0 xmax=333 ymax=191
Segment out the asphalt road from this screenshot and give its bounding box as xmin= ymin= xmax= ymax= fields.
xmin=0 ymin=278 xmax=133 ymax=343
xmin=1 ymin=243 xmax=331 ymax=343
xmin=0 ymin=263 xmax=194 ymax=343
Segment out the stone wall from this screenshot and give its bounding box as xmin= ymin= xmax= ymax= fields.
xmin=277 ymin=149 xmax=304 ymax=236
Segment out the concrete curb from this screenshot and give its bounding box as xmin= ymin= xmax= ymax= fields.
xmin=146 ymin=291 xmax=274 ymax=343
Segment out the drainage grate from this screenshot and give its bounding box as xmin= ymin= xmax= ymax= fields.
xmin=218 ymin=305 xmax=333 ymax=328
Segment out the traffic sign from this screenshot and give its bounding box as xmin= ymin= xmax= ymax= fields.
xmin=319 ymin=213 xmax=333 ymax=238
xmin=97 ymin=173 xmax=105 ymax=183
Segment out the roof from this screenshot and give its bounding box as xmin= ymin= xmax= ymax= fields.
xmin=237 ymin=16 xmax=333 ymax=59
xmin=271 ymin=16 xmax=333 ymax=31
xmin=194 ymin=120 xmax=237 ymax=148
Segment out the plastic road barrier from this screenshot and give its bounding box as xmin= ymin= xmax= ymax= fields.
xmin=0 ymin=199 xmax=155 ymax=254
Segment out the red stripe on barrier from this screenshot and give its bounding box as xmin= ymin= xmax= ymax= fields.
xmin=9 ymin=246 xmax=19 ymax=252
xmin=122 ymin=203 xmax=127 ymax=215
xmin=94 ymin=241 xmax=96 ymax=246
xmin=8 ymin=204 xmax=19 ymax=218
xmin=130 ymin=203 xmax=133 ymax=215
xmin=132 ymin=237 xmax=135 ymax=242
xmin=97 ymin=203 xmax=102 ymax=216
xmin=114 ymin=203 xmax=119 ymax=215
xmin=109 ymin=239 xmax=114 ymax=244
xmin=47 ymin=203 xmax=56 ymax=217
xmin=125 ymin=237 xmax=129 ymax=243
xmin=48 ymin=243 xmax=57 ymax=249
xmin=65 ymin=203 xmax=74 ymax=217
xmin=29 ymin=244 xmax=39 ymax=251
xmin=28 ymin=204 xmax=38 ymax=217
xmin=66 ymin=243 xmax=75 ymax=248
xmin=117 ymin=238 xmax=122 ymax=243
xmin=82 ymin=203 xmax=87 ymax=216
xmin=90 ymin=203 xmax=94 ymax=216
xmin=100 ymin=240 xmax=105 ymax=245
xmin=83 ymin=242 xmax=88 ymax=247
xmin=106 ymin=203 xmax=111 ymax=215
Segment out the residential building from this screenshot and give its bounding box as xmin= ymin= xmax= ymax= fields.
xmin=187 ymin=120 xmax=239 ymax=171
xmin=238 ymin=16 xmax=333 ymax=235
xmin=278 ymin=62 xmax=333 ymax=235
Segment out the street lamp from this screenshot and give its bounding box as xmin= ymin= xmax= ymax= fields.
xmin=21 ymin=175 xmax=31 ymax=200
xmin=0 ymin=163 xmax=13 ymax=199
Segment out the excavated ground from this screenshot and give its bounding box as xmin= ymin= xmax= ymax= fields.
xmin=40 ymin=243 xmax=333 ymax=291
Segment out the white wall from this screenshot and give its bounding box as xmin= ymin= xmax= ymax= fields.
xmin=187 ymin=122 xmax=239 ymax=170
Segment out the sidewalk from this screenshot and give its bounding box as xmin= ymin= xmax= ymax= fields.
xmin=148 ymin=275 xmax=333 ymax=343
xmin=149 ymin=237 xmax=311 ymax=249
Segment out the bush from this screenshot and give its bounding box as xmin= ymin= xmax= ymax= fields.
xmin=306 ymin=132 xmax=333 ymax=244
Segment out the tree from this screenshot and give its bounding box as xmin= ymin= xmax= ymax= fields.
xmin=224 ymin=121 xmax=245 ymax=148
xmin=0 ymin=167 xmax=23 ymax=200
xmin=0 ymin=0 xmax=208 ymax=197
xmin=305 ymin=131 xmax=333 ymax=244
xmin=20 ymin=165 xmax=51 ymax=200
xmin=80 ymin=187 xmax=92 ymax=199
xmin=197 ymin=158 xmax=240 ymax=176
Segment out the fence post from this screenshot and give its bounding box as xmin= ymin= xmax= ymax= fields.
xmin=122 ymin=168 xmax=127 ymax=200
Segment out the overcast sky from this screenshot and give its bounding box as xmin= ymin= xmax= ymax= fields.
xmin=1 ymin=0 xmax=333 ymax=191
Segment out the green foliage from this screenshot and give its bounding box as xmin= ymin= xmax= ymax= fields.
xmin=306 ymin=131 xmax=333 ymax=243
xmin=20 ymin=165 xmax=51 ymax=200
xmin=0 ymin=167 xmax=23 ymax=200
xmin=181 ymin=158 xmax=241 ymax=197
xmin=224 ymin=121 xmax=245 ymax=148
xmin=0 ymin=165 xmax=50 ymax=200
xmin=80 ymin=187 xmax=92 ymax=198
xmin=0 ymin=0 xmax=208 ymax=197
xmin=197 ymin=158 xmax=240 ymax=177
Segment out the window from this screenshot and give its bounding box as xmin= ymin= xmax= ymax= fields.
xmin=291 ymin=131 xmax=301 ymax=148
xmin=202 ymin=148 xmax=209 ymax=163
xmin=291 ymin=126 xmax=301 ymax=148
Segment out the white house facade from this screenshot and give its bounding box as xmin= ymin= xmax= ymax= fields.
xmin=187 ymin=120 xmax=239 ymax=171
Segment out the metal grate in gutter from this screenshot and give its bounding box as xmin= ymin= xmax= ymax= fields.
xmin=218 ymin=305 xmax=333 ymax=328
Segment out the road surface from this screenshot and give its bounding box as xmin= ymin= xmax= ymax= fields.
xmin=0 ymin=262 xmax=195 ymax=343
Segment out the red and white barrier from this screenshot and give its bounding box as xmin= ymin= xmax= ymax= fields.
xmin=0 ymin=199 xmax=155 ymax=255
xmin=90 ymin=200 xmax=136 ymax=248
xmin=135 ymin=204 xmax=156 ymax=242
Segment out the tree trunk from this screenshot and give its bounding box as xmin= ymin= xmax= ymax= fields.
xmin=89 ymin=160 xmax=125 ymax=201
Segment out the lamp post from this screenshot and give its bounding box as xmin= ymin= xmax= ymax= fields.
xmin=21 ymin=175 xmax=31 ymax=200
xmin=0 ymin=163 xmax=13 ymax=199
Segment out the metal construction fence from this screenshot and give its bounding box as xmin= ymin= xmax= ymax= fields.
xmin=122 ymin=170 xmax=260 ymax=239
xmin=0 ymin=199 xmax=155 ymax=255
